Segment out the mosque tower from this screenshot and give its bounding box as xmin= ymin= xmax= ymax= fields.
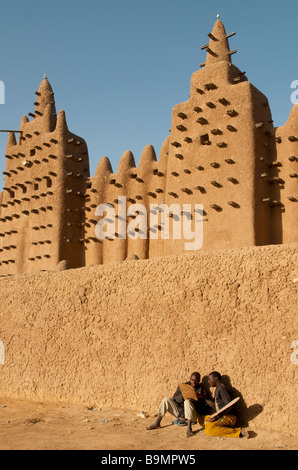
xmin=0 ymin=76 xmax=89 ymax=274
xmin=163 ymin=17 xmax=278 ymax=255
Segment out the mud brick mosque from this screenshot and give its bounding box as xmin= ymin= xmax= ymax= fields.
xmin=0 ymin=18 xmax=297 ymax=275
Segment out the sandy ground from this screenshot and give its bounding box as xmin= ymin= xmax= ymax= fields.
xmin=0 ymin=397 xmax=297 ymax=451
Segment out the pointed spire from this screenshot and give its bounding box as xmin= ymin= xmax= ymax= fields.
xmin=205 ymin=18 xmax=232 ymax=66
xmin=279 ymin=103 xmax=298 ymax=133
xmin=20 ymin=114 xmax=29 ymax=129
xmin=56 ymin=109 xmax=68 ymax=135
xmin=138 ymin=144 xmax=157 ymax=169
xmin=117 ymin=150 xmax=135 ymax=174
xmin=95 ymin=156 xmax=113 ymax=179
xmin=34 ymin=75 xmax=56 ymax=120
xmin=6 ymin=131 xmax=16 ymax=148
xmin=17 ymin=115 xmax=29 ymax=143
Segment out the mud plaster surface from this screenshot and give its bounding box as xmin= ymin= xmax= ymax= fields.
xmin=0 ymin=243 xmax=297 ymax=439
xmin=0 ymin=398 xmax=297 ymax=450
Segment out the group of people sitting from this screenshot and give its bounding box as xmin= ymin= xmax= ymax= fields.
xmin=146 ymin=371 xmax=249 ymax=439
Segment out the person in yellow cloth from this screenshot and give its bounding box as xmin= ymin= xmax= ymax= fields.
xmin=203 ymin=371 xmax=249 ymax=438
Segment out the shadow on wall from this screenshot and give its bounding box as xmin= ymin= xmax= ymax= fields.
xmin=202 ymin=375 xmax=263 ymax=428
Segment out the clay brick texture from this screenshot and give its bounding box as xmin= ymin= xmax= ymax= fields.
xmin=0 ymin=244 xmax=297 ymax=435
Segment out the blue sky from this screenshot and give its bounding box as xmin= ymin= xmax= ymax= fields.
xmin=0 ymin=0 xmax=297 ymax=186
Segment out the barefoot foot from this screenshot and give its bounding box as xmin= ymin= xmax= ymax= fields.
xmin=146 ymin=423 xmax=161 ymax=430
xmin=240 ymin=428 xmax=249 ymax=438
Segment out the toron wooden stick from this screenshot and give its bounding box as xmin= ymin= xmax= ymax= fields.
xmin=209 ymin=397 xmax=240 ymax=419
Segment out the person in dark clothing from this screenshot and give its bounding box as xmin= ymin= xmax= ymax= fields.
xmin=171 ymin=375 xmax=212 ymax=419
xmin=203 ymin=371 xmax=249 ymax=438
xmin=146 ymin=372 xmax=212 ymax=437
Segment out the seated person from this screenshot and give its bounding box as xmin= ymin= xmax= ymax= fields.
xmin=203 ymin=371 xmax=249 ymax=438
xmin=146 ymin=371 xmax=211 ymax=437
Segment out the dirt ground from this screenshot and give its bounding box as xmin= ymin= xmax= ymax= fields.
xmin=0 ymin=397 xmax=297 ymax=451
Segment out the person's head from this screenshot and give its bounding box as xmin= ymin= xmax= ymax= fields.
xmin=190 ymin=372 xmax=201 ymax=387
xmin=208 ymin=371 xmax=221 ymax=387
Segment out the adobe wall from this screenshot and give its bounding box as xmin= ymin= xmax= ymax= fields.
xmin=0 ymin=243 xmax=297 ymax=435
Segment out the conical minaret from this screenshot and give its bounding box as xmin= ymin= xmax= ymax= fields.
xmin=204 ymin=18 xmax=233 ymax=67
xmin=33 ymin=75 xmax=57 ymax=132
